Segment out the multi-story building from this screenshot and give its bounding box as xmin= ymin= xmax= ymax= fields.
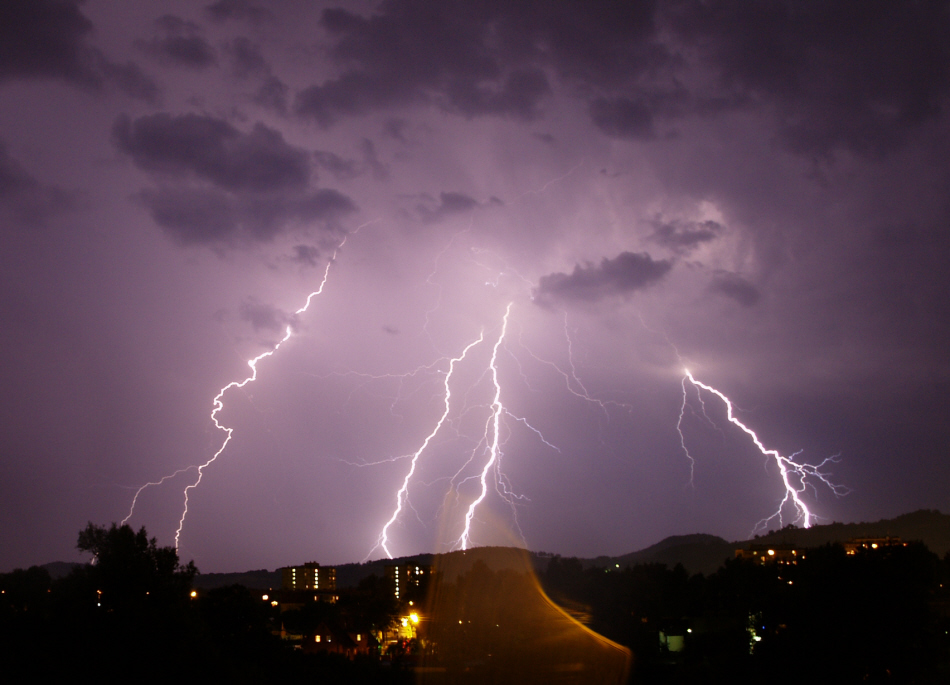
xmin=280 ymin=562 xmax=336 ymax=591
xmin=843 ymin=536 xmax=907 ymax=555
xmin=384 ymin=563 xmax=430 ymax=600
xmin=735 ymin=544 xmax=804 ymax=565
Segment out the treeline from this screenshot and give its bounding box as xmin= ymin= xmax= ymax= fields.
xmin=0 ymin=523 xmax=409 ymax=684
xmin=542 ymin=542 xmax=950 ymax=683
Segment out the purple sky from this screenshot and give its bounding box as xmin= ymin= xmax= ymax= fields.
xmin=2 ymin=0 xmax=949 ymax=573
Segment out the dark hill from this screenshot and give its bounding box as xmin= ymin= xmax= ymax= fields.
xmin=741 ymin=509 xmax=950 ymax=556
xmin=581 ymin=534 xmax=734 ymax=576
xmin=55 ymin=509 xmax=947 ymax=589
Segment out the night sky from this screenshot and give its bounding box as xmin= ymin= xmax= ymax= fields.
xmin=2 ymin=0 xmax=949 ymax=573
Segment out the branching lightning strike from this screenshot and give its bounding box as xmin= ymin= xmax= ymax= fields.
xmin=457 ymin=302 xmax=512 ymax=550
xmin=125 ymin=247 xmax=342 ymax=550
xmin=680 ymin=369 xmax=849 ymax=533
xmin=372 ymin=331 xmax=486 ymax=559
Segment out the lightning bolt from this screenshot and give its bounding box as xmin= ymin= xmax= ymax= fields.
xmin=120 ymin=466 xmax=197 ymax=526
xmin=681 ymin=369 xmax=849 ymax=533
xmin=173 ymin=255 xmax=339 ymax=548
xmin=515 ymin=313 xmax=633 ymax=419
xmin=371 ymin=330 xmax=486 ymax=559
xmin=123 ymin=241 xmax=345 ymax=550
xmin=676 ymin=375 xmax=698 ymax=487
xmin=458 ymin=302 xmax=512 ymax=550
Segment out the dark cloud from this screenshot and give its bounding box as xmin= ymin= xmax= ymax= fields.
xmin=152 ymin=36 xmax=216 ymax=69
xmin=708 ymin=272 xmax=760 ymax=307
xmin=293 ymin=72 xmax=408 ymax=128
xmin=226 ymin=37 xmax=267 ymax=79
xmin=113 ymin=113 xmax=310 ymax=193
xmin=0 ymin=143 xmax=73 ymax=226
xmin=292 ymin=4 xmax=576 ymax=125
xmin=313 ymin=140 xmax=388 ymax=182
xmin=139 ymin=16 xmax=216 ymax=70
xmin=115 ymin=113 xmax=356 ymax=246
xmin=438 ymin=192 xmax=479 ymax=213
xmin=254 ymin=76 xmax=289 ymax=113
xmin=98 ymin=59 xmax=161 ymax=104
xmin=0 ymin=0 xmax=159 ymax=101
xmin=288 ymin=1 xmax=940 ymax=155
xmin=534 ymin=251 xmax=672 ymax=305
xmin=239 ymin=298 xmax=289 ymax=332
xmin=291 ymin=244 xmax=321 ymax=267
xmin=0 ymin=0 xmax=97 ymax=85
xmin=135 ymin=186 xmax=355 ymax=246
xmin=282 ymin=0 xmax=677 ymax=131
xmin=382 ymin=118 xmax=409 ymax=142
xmin=649 ymin=218 xmax=722 ymax=254
xmin=589 ymin=97 xmax=655 ymax=140
xmin=313 ymin=150 xmax=359 ymax=181
xmin=445 ymin=67 xmax=551 ymax=119
xmin=533 ymin=132 xmax=556 ymax=145
xmin=417 ymin=191 xmax=480 ymax=223
xmin=205 ymin=0 xmax=274 ymax=24
xmin=288 ymin=1 xmax=673 ymax=127
xmin=667 ymin=0 xmax=950 ymax=155
xmin=136 ymin=187 xmax=235 ymax=245
xmin=360 ymin=139 xmax=389 ymax=181
xmin=154 ymin=15 xmax=202 ymax=35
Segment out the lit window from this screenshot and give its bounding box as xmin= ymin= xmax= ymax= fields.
xmin=316 ymin=635 xmax=321 ymax=643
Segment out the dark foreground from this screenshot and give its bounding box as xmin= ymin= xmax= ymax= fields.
xmin=3 ymin=523 xmax=950 ymax=683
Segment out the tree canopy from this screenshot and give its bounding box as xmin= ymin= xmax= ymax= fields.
xmin=74 ymin=522 xmax=197 ymax=614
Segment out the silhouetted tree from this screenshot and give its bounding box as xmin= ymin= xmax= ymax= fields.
xmin=74 ymin=522 xmax=197 ymax=616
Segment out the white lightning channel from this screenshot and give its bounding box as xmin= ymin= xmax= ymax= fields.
xmin=120 ymin=466 xmax=197 ymax=525
xmin=172 ymin=255 xmax=339 ymax=549
xmin=683 ymin=369 xmax=849 ymax=533
xmin=372 ymin=330 xmax=486 ymax=559
xmin=458 ymin=302 xmax=512 ymax=550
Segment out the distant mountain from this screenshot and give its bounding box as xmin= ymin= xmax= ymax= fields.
xmin=192 ymin=568 xmax=281 ymax=591
xmin=739 ymin=509 xmax=950 ymax=556
xmin=41 ymin=561 xmax=81 ymax=579
xmin=41 ymin=509 xmax=945 ymax=589
xmin=581 ymin=534 xmax=735 ymax=576
xmin=573 ymin=509 xmax=950 ymax=576
xmin=334 ymin=553 xmax=435 ymax=588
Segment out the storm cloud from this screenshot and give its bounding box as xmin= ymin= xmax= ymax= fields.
xmin=138 ymin=15 xmax=217 ymax=70
xmin=666 ymin=0 xmax=950 ymax=155
xmin=649 ymin=219 xmax=722 ymax=255
xmin=0 ymin=0 xmax=159 ymax=100
xmin=114 ymin=113 xmax=355 ymax=244
xmin=0 ymin=0 xmax=97 ymax=85
xmin=708 ymin=272 xmax=760 ymax=307
xmin=0 ymin=143 xmax=73 ymax=226
xmin=535 ymin=252 xmax=673 ymax=305
xmin=113 ymin=113 xmax=310 ymax=193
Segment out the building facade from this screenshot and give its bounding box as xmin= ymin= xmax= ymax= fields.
xmin=281 ymin=562 xmax=337 ymax=591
